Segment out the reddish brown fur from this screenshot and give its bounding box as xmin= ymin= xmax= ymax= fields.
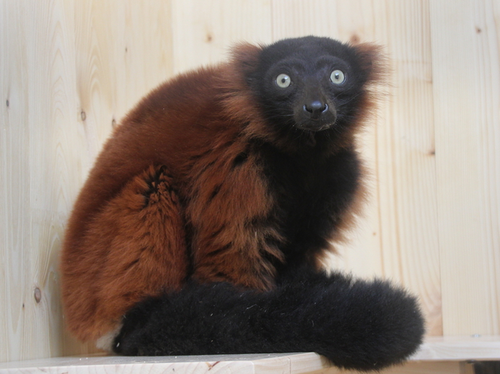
xmin=61 ymin=42 xmax=383 ymax=342
xmin=62 ymin=46 xmax=277 ymax=341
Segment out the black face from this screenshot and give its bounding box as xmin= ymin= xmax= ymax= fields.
xmin=249 ymin=36 xmax=371 ymax=138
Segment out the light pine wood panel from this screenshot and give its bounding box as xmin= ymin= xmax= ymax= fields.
xmin=0 ymin=0 xmax=176 ymax=362
xmin=72 ymin=0 xmax=175 ymax=163
xmin=1 ymin=1 xmax=31 ymax=362
xmin=371 ymin=0 xmax=442 ymax=336
xmin=430 ymin=0 xmax=500 ymax=336
xmin=1 ymin=0 xmax=85 ymax=361
xmin=271 ymin=0 xmax=341 ymax=39
xmin=412 ymin=335 xmax=500 ymax=361
xmin=170 ymin=0 xmax=273 ymax=74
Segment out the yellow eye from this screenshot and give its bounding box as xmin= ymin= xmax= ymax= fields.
xmin=276 ymin=74 xmax=291 ymax=88
xmin=330 ymin=69 xmax=345 ymax=85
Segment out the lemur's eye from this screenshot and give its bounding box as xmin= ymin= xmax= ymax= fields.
xmin=330 ymin=69 xmax=345 ymax=85
xmin=276 ymin=74 xmax=291 ymax=88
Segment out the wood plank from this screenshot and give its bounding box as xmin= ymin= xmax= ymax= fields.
xmin=370 ymin=0 xmax=442 ymax=336
xmin=2 ymin=336 xmax=499 ymax=373
xmin=0 ymin=353 xmax=331 ymax=374
xmin=1 ymin=0 xmax=85 ymax=361
xmin=430 ymin=0 xmax=500 ymax=336
xmin=412 ymin=335 xmax=500 ymax=361
xmin=72 ymin=0 xmax=175 ymax=163
xmin=0 ymin=0 xmax=177 ymax=361
xmin=0 ymin=1 xmax=32 ymax=363
xmin=99 ymin=0 xmax=175 ymax=122
xmin=3 ymin=335 xmax=500 ymax=374
xmin=170 ymin=0 xmax=272 ymax=74
xmin=271 ymin=0 xmax=340 ymax=39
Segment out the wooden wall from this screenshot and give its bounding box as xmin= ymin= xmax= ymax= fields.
xmin=1 ymin=0 xmax=499 ymax=364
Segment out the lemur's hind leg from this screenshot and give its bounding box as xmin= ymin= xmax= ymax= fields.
xmin=62 ymin=165 xmax=188 ymax=344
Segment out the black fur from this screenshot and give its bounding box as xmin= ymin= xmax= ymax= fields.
xmin=115 ymin=269 xmax=424 ymax=371
xmin=254 ymin=142 xmax=361 ymax=269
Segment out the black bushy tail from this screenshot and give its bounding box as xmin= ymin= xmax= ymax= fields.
xmin=114 ymin=270 xmax=424 ymax=371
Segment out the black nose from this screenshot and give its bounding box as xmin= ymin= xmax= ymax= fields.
xmin=303 ymin=101 xmax=328 ymax=116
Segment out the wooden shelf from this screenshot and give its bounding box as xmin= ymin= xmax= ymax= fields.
xmin=411 ymin=335 xmax=500 ymax=361
xmin=0 ymin=336 xmax=498 ymax=374
xmin=0 ymin=352 xmax=330 ymax=374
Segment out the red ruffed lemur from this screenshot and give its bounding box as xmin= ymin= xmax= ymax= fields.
xmin=61 ymin=36 xmax=424 ymax=371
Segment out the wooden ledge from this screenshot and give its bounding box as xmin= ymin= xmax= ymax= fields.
xmin=0 ymin=336 xmax=498 ymax=374
xmin=1 ymin=352 xmax=330 ymax=374
xmin=411 ymin=335 xmax=500 ymax=361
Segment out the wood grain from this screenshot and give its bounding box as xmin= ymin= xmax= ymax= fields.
xmin=170 ymin=0 xmax=272 ymax=74
xmin=430 ymin=0 xmax=500 ymax=336
xmin=412 ymin=335 xmax=500 ymax=361
xmin=373 ymin=0 xmax=442 ymax=336
xmin=1 ymin=2 xmax=31 ymax=362
xmin=272 ymin=0 xmax=340 ymax=39
xmin=0 ymin=353 xmax=332 ymax=374
xmin=1 ymin=0 xmax=176 ymax=361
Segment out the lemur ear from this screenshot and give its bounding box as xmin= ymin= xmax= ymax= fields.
xmin=230 ymin=43 xmax=264 ymax=84
xmin=353 ymin=43 xmax=387 ymax=84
